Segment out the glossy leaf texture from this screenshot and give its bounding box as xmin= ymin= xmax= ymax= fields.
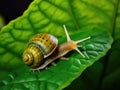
xmin=65 ymin=39 xmax=120 ymax=90
xmin=0 ymin=29 xmax=112 ymax=90
xmin=0 ymin=0 xmax=113 ymax=90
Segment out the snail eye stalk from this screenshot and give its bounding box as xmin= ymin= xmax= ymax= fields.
xmin=63 ymin=25 xmax=91 ymax=58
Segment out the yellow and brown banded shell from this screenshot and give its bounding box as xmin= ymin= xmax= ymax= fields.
xmin=22 ymin=33 xmax=58 ymax=68
xmin=23 ymin=46 xmax=44 ymax=68
xmin=29 ymin=33 xmax=58 ymax=57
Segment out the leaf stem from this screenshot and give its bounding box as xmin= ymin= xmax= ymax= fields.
xmin=110 ymin=0 xmax=119 ymax=38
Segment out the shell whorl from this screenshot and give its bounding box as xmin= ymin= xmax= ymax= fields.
xmin=23 ymin=46 xmax=44 ymax=68
xmin=22 ymin=33 xmax=58 ymax=68
xmin=29 ymin=33 xmax=58 ymax=57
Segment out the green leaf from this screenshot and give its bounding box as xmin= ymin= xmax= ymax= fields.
xmin=0 ymin=29 xmax=113 ymax=90
xmin=0 ymin=0 xmax=113 ymax=90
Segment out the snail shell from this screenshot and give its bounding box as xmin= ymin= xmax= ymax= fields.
xmin=22 ymin=33 xmax=58 ymax=69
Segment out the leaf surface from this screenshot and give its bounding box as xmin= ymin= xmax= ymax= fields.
xmin=0 ymin=0 xmax=113 ymax=90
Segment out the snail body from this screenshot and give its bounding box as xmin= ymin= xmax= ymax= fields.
xmin=22 ymin=25 xmax=91 ymax=71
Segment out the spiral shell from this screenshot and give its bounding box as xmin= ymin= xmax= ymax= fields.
xmin=22 ymin=33 xmax=58 ymax=69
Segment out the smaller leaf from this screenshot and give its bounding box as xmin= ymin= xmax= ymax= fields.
xmin=102 ymin=39 xmax=120 ymax=90
xmin=64 ymin=61 xmax=103 ymax=90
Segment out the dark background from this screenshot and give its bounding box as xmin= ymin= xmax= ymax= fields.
xmin=0 ymin=0 xmax=33 ymax=24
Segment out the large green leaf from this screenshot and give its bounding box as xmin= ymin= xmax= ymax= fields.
xmin=0 ymin=0 xmax=113 ymax=90
xmin=0 ymin=29 xmax=112 ymax=90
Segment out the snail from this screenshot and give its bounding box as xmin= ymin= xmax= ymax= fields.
xmin=22 ymin=25 xmax=91 ymax=71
